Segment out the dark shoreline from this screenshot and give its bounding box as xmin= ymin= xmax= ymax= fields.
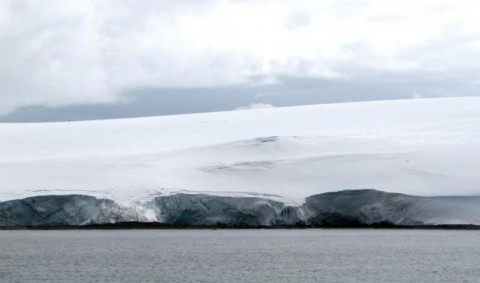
xmin=2 ymin=222 xmax=480 ymax=230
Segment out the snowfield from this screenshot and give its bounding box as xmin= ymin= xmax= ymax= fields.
xmin=0 ymin=98 xmax=480 ymax=203
xmin=1 ymin=97 xmax=480 ymax=206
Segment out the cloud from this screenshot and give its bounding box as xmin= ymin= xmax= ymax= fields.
xmin=1 ymin=0 xmax=480 ymax=115
xmin=236 ymin=103 xmax=275 ymax=110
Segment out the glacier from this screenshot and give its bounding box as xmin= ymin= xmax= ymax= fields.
xmin=1 ymin=97 xmax=480 ymax=227
xmin=2 ymin=190 xmax=480 ymax=228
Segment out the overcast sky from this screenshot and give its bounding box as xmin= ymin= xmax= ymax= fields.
xmin=1 ymin=0 xmax=480 ymax=122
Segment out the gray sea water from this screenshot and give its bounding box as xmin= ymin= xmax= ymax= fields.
xmin=0 ymin=229 xmax=479 ymax=282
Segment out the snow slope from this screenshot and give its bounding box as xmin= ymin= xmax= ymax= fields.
xmin=1 ymin=97 xmax=480 ymax=206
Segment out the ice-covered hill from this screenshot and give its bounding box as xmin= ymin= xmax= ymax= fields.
xmin=2 ymin=97 xmax=480 ymax=204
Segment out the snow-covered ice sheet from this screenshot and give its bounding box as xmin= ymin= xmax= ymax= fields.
xmin=1 ymin=97 xmax=480 ymax=203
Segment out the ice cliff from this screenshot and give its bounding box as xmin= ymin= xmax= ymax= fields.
xmin=2 ymin=190 xmax=480 ymax=228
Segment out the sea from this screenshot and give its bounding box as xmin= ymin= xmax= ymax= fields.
xmin=0 ymin=229 xmax=479 ymax=282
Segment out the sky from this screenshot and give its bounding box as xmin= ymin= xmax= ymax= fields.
xmin=1 ymin=0 xmax=480 ymax=122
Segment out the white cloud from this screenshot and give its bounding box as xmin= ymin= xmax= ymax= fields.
xmin=1 ymin=0 xmax=480 ymax=115
xmin=236 ymin=103 xmax=275 ymax=110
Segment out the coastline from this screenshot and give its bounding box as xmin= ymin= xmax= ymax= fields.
xmin=2 ymin=222 xmax=480 ymax=230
